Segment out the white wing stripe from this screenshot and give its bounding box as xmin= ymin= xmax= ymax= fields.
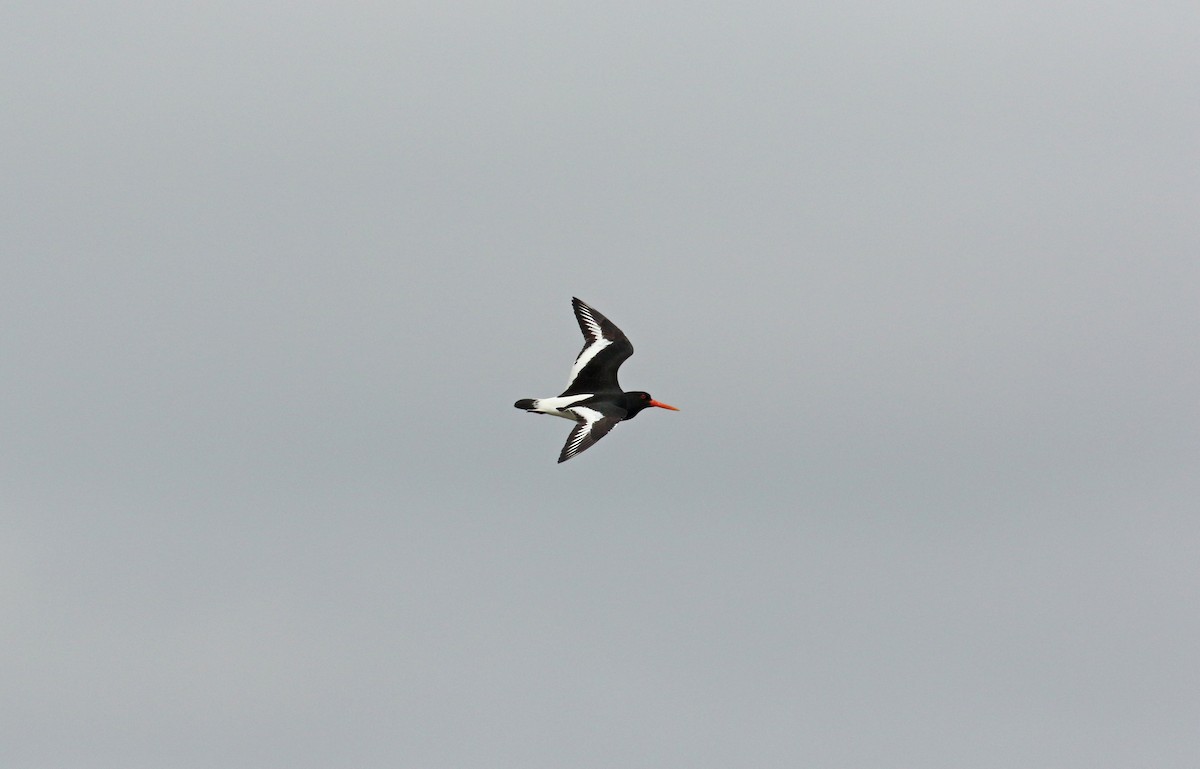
xmin=566 ymin=337 xmax=611 ymax=387
xmin=564 ymin=406 xmax=604 ymax=456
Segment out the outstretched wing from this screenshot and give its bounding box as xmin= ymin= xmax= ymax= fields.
xmin=558 ymin=404 xmax=626 ymax=463
xmin=561 ymin=297 xmax=635 ymax=396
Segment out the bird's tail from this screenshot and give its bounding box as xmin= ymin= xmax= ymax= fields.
xmin=513 ymin=399 xmax=537 ymax=411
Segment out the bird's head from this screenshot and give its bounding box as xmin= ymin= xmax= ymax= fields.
xmin=624 ymin=391 xmax=680 ymax=419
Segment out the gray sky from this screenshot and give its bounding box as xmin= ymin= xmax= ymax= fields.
xmin=3 ymin=2 xmax=1198 ymax=767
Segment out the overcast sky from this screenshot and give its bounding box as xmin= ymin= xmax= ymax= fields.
xmin=3 ymin=3 xmax=1198 ymax=768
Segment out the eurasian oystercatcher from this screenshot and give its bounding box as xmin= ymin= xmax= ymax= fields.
xmin=514 ymin=297 xmax=679 ymax=463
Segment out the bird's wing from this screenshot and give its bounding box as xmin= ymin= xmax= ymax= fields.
xmin=558 ymin=404 xmax=626 ymax=463
xmin=561 ymin=297 xmax=635 ymax=396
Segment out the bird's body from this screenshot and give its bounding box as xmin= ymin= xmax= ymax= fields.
xmin=514 ymin=298 xmax=678 ymax=463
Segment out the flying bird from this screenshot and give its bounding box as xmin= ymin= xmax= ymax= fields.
xmin=514 ymin=297 xmax=679 ymax=463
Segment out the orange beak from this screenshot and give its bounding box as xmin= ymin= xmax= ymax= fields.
xmin=649 ymin=399 xmax=679 ymax=411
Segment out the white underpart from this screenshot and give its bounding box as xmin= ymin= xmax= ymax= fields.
xmin=532 ymin=394 xmax=592 ymax=420
xmin=563 ymin=406 xmax=605 ymax=454
xmin=567 ymin=338 xmax=610 ymax=388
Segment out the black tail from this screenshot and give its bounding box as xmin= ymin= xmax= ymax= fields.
xmin=514 ymin=399 xmax=536 ymax=410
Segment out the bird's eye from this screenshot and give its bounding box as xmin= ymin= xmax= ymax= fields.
xmin=642 ymin=393 xmax=649 ymax=400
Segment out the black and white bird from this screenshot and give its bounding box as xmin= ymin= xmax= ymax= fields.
xmin=514 ymin=297 xmax=679 ymax=463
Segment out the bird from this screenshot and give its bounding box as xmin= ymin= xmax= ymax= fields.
xmin=514 ymin=297 xmax=679 ymax=463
